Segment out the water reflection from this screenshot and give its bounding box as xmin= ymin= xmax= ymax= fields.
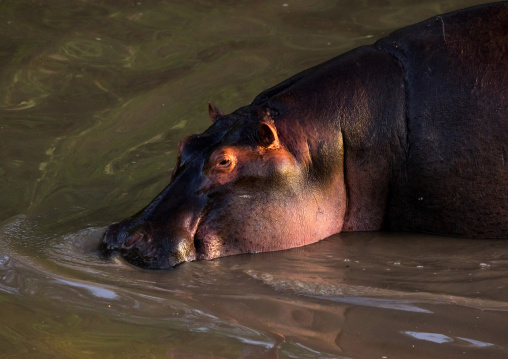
xmin=1 ymin=213 xmax=507 ymax=357
xmin=55 ymin=279 xmax=119 ymax=299
xmin=404 ymin=331 xmax=499 ymax=350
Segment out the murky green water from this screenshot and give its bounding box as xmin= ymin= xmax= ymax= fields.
xmin=1 ymin=0 xmax=506 ymax=358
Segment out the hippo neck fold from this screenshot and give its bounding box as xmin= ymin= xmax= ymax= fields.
xmin=253 ymin=46 xmax=408 ymax=232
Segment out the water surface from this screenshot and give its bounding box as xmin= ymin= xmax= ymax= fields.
xmin=0 ymin=1 xmax=506 ymax=358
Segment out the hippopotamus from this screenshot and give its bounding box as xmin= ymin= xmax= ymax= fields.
xmin=101 ymin=3 xmax=508 ymax=269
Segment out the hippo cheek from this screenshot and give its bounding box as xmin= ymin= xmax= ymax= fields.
xmin=193 ymin=191 xmax=344 ymax=260
xmin=191 ymin=192 xmax=284 ymax=259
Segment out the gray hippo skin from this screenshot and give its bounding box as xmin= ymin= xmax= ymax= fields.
xmin=101 ymin=3 xmax=508 ymax=269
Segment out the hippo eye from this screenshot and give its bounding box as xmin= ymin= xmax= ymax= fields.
xmin=209 ymin=150 xmax=237 ymax=174
xmin=213 ymin=154 xmax=236 ymax=173
xmin=218 ymin=158 xmax=231 ymax=166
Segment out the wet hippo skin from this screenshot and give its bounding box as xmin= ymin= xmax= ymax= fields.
xmin=101 ymin=3 xmax=508 ymax=269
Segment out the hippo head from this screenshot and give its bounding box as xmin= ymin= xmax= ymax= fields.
xmin=101 ymin=97 xmax=347 ymax=269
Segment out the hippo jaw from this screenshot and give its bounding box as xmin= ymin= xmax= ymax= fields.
xmin=100 ymin=181 xmax=327 ymax=269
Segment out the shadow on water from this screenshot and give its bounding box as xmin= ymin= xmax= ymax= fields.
xmin=0 ymin=0 xmax=506 ymax=358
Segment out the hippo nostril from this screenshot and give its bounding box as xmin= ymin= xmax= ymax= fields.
xmin=123 ymin=232 xmax=144 ymax=248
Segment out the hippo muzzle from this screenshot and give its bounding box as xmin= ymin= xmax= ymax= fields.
xmin=101 ymin=160 xmax=207 ymax=269
xmin=101 ymin=221 xmax=198 ymax=269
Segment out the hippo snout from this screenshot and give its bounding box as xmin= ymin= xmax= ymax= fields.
xmin=101 ymin=222 xmax=197 ymax=269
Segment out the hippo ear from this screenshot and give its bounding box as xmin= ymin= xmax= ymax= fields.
xmin=208 ymin=102 xmax=224 ymax=123
xmin=258 ymin=122 xmax=280 ymax=149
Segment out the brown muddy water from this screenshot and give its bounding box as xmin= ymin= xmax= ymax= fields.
xmin=0 ymin=1 xmax=506 ymax=358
